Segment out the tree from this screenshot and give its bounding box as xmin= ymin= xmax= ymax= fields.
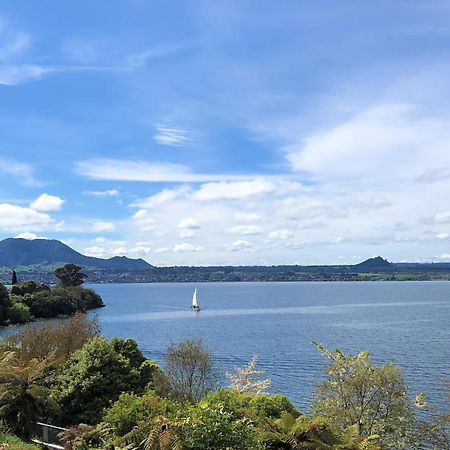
xmin=11 ymin=270 xmax=17 ymax=285
xmin=0 ymin=314 xmax=99 ymax=365
xmin=312 ymin=342 xmax=416 ymax=449
xmin=0 ymin=351 xmax=57 ymax=437
xmin=51 ymin=336 xmax=158 ymax=424
xmin=163 ymin=339 xmax=216 ymax=403
xmin=415 ymin=382 xmax=450 ymax=449
xmin=226 ymin=355 xmax=272 ymax=394
xmin=265 ymin=413 xmax=381 ymax=450
xmin=122 ymin=416 xmax=182 ymax=450
xmin=55 ymin=264 xmax=87 ymax=287
xmin=0 ymin=284 xmax=10 ymax=325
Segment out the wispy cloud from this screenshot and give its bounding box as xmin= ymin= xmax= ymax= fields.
xmin=154 ymin=124 xmax=191 ymax=146
xmin=75 ymin=159 xmax=257 ymax=182
xmin=83 ymin=189 xmax=120 ymax=197
xmin=0 ymin=158 xmax=41 ymax=187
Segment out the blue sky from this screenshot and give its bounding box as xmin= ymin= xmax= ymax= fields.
xmin=1 ymin=0 xmax=450 ymax=265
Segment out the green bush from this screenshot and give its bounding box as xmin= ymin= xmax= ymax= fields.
xmin=102 ymin=392 xmax=162 ymax=436
xmin=50 ymin=337 xmax=160 ymax=425
xmin=249 ymin=393 xmax=299 ymax=419
xmin=7 ymin=302 xmax=31 ymax=324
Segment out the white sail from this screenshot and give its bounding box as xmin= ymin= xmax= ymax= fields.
xmin=192 ymin=288 xmax=199 ymax=308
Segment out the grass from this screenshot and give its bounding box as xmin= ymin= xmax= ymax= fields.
xmin=0 ymin=432 xmax=39 ymax=450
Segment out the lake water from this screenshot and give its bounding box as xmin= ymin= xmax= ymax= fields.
xmin=1 ymin=281 xmax=449 ymax=409
xmin=86 ymin=281 xmax=450 ymax=410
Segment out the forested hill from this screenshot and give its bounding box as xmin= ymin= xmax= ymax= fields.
xmin=1 ymin=240 xmax=450 ymax=283
xmin=0 ymin=238 xmax=151 ymax=270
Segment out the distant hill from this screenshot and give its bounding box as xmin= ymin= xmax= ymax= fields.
xmin=354 ymin=256 xmax=391 ymax=270
xmin=0 ymin=238 xmax=152 ymax=270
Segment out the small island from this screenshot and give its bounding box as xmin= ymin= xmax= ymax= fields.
xmin=0 ymin=264 xmax=105 ymax=326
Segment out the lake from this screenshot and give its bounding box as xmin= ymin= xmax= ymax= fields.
xmin=84 ymin=281 xmax=450 ymax=410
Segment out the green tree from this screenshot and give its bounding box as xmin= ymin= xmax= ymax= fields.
xmin=163 ymin=339 xmax=216 ymax=403
xmin=54 ymin=264 xmax=87 ymax=287
xmin=313 ymin=342 xmax=416 ymax=449
xmin=0 ymin=352 xmax=57 ymax=437
xmin=51 ymin=336 xmax=158 ymax=425
xmin=6 ymin=302 xmax=31 ymax=324
xmin=0 ymin=284 xmax=10 ymax=325
xmin=11 ymin=270 xmax=17 ymax=285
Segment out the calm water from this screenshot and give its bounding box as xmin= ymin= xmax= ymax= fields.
xmin=90 ymin=281 xmax=449 ymax=409
xmin=2 ymin=281 xmax=449 ymax=409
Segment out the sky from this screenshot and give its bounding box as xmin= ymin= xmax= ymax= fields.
xmin=1 ymin=0 xmax=450 ymax=266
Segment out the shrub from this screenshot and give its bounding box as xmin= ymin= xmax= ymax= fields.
xmin=6 ymin=302 xmax=31 ymax=324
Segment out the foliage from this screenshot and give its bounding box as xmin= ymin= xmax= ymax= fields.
xmin=58 ymin=423 xmax=103 ymax=450
xmin=0 ymin=314 xmax=99 ymax=365
xmin=0 ymin=351 xmax=57 ymax=438
xmin=55 ymin=264 xmax=87 ymax=287
xmin=249 ymin=393 xmax=299 ymax=419
xmin=163 ymin=338 xmax=216 ymax=403
xmin=121 ymin=416 xmax=183 ymax=450
xmin=50 ymin=336 xmax=158 ymax=425
xmin=102 ymin=392 xmax=160 ymax=437
xmin=10 ymin=281 xmax=50 ymax=297
xmin=414 ymin=383 xmax=450 ymax=449
xmin=6 ymin=302 xmax=31 ymax=324
xmin=180 ymin=402 xmax=259 ymax=450
xmin=1 ymin=275 xmax=104 ymax=326
xmin=227 ymin=355 xmax=272 ymax=394
xmin=0 ymin=284 xmax=10 ymax=325
xmin=313 ymin=342 xmax=416 ymax=449
xmin=11 ymin=270 xmax=17 ymax=286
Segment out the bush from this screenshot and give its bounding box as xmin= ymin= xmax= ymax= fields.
xmin=102 ymin=393 xmax=162 ymax=436
xmin=6 ymin=302 xmax=31 ymax=324
xmin=249 ymin=393 xmax=299 ymax=419
xmin=51 ymin=337 xmax=160 ymax=425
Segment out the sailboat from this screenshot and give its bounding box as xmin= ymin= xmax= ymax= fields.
xmin=191 ymin=288 xmax=200 ymax=311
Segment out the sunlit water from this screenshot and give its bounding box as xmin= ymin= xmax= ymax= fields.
xmin=2 ymin=281 xmax=449 ymax=410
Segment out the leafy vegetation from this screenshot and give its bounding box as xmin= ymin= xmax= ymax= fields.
xmin=0 ymin=316 xmax=447 ymax=449
xmin=0 ymin=264 xmax=104 ymax=326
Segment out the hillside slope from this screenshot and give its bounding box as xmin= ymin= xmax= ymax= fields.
xmin=0 ymin=238 xmax=151 ymax=270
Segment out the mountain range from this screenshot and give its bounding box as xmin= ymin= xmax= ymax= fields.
xmin=0 ymin=238 xmax=152 ymax=270
xmin=1 ymin=238 xmax=450 ymax=284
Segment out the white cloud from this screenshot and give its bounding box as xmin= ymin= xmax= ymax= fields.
xmin=0 ymin=158 xmax=40 ymax=186
xmin=234 ymin=212 xmax=262 ymax=222
xmin=286 ymin=104 xmax=450 ymax=182
xmin=154 ymin=247 xmax=169 ymax=253
xmin=179 ymin=229 xmax=194 ymax=238
xmin=424 ymin=210 xmax=450 ymax=224
xmin=132 ymin=186 xmax=191 ymax=208
xmin=84 ymin=246 xmax=106 ymax=257
xmin=84 ymin=189 xmax=119 ymax=197
xmin=30 ymin=193 xmax=65 ymax=211
xmin=173 ymin=243 xmax=203 ymax=252
xmin=226 ymin=225 xmax=262 ymax=235
xmin=76 ymin=159 xmax=255 ymax=183
xmin=0 ymin=64 xmax=48 ymax=86
xmin=15 ymin=232 xmax=48 ymax=240
xmin=154 ymin=124 xmax=190 ymax=146
xmin=268 ymin=229 xmax=292 ymax=240
xmin=178 ymin=218 xmax=201 ymax=230
xmin=92 ymin=221 xmax=116 ymax=232
xmin=132 ymin=209 xmax=149 ymax=219
xmin=225 ymin=240 xmax=255 ymax=252
xmin=0 ymin=203 xmax=51 ymax=230
xmin=193 ymin=179 xmax=276 ymax=201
